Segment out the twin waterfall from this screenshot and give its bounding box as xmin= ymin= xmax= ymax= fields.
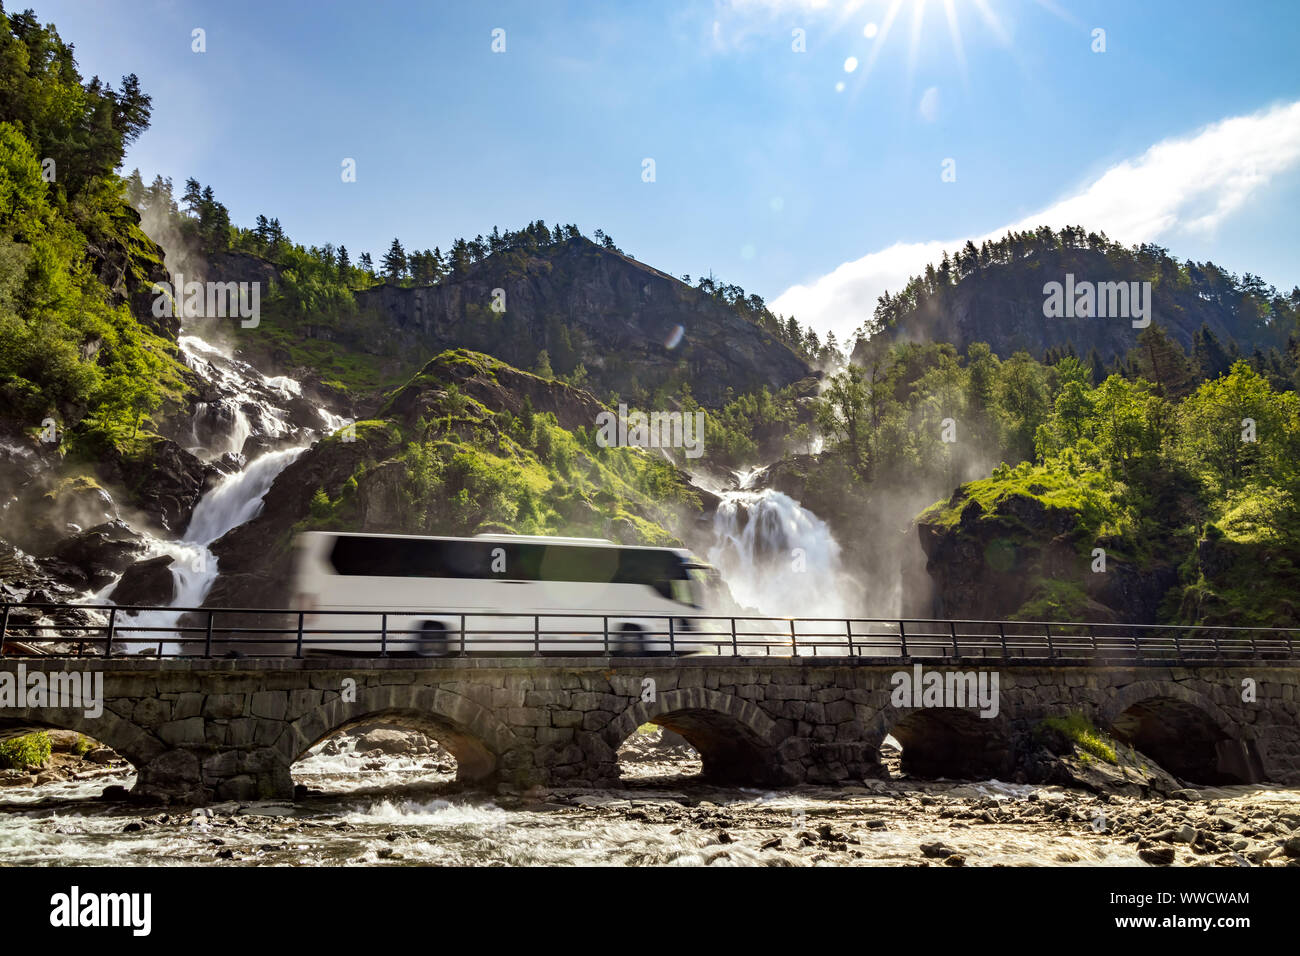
xmin=94 ymin=329 xmax=854 ymax=632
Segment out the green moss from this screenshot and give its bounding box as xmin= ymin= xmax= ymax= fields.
xmin=1036 ymin=713 xmax=1117 ymax=764
xmin=920 ymin=459 xmax=1118 ymax=536
xmin=1013 ymin=580 xmax=1091 ymax=621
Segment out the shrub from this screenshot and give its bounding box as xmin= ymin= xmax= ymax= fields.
xmin=0 ymin=732 xmax=52 ymax=770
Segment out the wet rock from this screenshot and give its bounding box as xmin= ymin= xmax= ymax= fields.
xmin=921 ymin=841 xmax=957 ymax=859
xmin=1139 ymin=846 xmax=1176 ymax=866
xmin=98 ymin=436 xmax=214 ymax=534
xmin=51 ymin=521 xmax=147 ymax=587
xmin=110 ymin=555 xmax=176 ymax=607
xmin=354 ymin=728 xmax=421 ymax=756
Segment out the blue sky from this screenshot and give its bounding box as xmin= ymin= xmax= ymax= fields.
xmin=26 ymin=0 xmax=1300 ymax=341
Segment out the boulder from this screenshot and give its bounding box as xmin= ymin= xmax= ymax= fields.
xmin=51 ymin=520 xmax=147 ymax=588
xmin=111 ymin=556 xmax=177 ymax=607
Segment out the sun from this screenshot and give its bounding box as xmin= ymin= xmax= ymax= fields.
xmin=848 ymin=0 xmax=1075 ymax=90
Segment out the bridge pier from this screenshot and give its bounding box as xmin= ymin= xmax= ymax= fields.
xmin=0 ymin=658 xmax=1295 ymax=803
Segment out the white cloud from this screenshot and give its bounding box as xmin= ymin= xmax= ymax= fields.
xmin=772 ymin=100 xmax=1300 ymax=343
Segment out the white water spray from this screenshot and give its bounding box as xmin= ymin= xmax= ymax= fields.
xmin=707 ymin=486 xmax=855 ymax=619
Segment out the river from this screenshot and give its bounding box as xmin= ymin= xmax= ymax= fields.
xmin=3 ymin=748 xmax=1297 ymax=866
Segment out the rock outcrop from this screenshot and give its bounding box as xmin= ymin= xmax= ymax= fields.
xmin=296 ymin=238 xmax=812 ymax=407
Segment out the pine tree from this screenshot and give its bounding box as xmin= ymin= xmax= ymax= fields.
xmin=1192 ymin=323 xmax=1232 ymax=381
xmin=381 ymin=238 xmax=407 ymax=281
xmin=534 ymin=349 xmax=554 ymax=379
xmin=125 ymin=168 xmax=147 ymax=208
xmin=182 ymin=178 xmax=202 ymax=216
xmin=1087 ymin=348 xmax=1106 ymax=386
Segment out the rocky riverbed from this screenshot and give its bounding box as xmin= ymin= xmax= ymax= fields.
xmin=1 ymin=725 xmax=1298 ymax=867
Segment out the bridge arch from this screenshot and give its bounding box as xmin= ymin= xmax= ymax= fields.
xmin=278 ymin=686 xmax=520 ymax=783
xmin=603 ymin=688 xmax=780 ymax=784
xmin=1100 ymin=681 xmax=1254 ymax=784
xmin=866 ymin=706 xmax=1014 ymax=780
xmin=0 ymin=707 xmax=165 ymax=775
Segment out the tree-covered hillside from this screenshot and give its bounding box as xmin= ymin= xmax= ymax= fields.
xmin=856 ymin=226 xmax=1300 ymax=370
xmin=0 ymin=4 xmax=190 ymax=453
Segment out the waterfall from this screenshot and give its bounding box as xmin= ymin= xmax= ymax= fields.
xmin=77 ymin=331 xmax=340 ymax=647
xmin=178 ymin=334 xmax=309 ymax=459
xmin=707 ymin=485 xmax=854 ymax=620
xmin=184 ymin=446 xmax=304 ymax=547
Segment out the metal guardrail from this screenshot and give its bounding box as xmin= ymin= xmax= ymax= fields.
xmin=0 ymin=601 xmax=1295 ymax=663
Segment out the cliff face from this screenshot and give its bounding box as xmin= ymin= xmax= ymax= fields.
xmin=859 ymin=245 xmax=1276 ymax=362
xmin=345 ymin=239 xmax=813 ymax=406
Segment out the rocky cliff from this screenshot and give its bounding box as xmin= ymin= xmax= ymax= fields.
xmin=249 ymin=238 xmax=814 ymax=408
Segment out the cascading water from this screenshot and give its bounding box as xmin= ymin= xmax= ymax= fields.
xmin=707 ymin=482 xmax=855 ymax=620
xmin=184 ymin=446 xmax=304 ymax=547
xmin=80 ymin=332 xmax=338 ymax=642
xmin=178 ymin=334 xmax=312 ymax=459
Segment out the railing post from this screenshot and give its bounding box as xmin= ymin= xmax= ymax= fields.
xmin=950 ymin=621 xmax=959 ymax=659
xmin=380 ymin=613 xmax=388 ymax=657
xmin=669 ymin=616 xmax=676 ymax=656
xmin=533 ymin=615 xmax=540 ymax=656
xmin=846 ymin=619 xmax=854 ymax=658
xmin=460 ymin=614 xmax=467 ymax=657
xmin=998 ymin=621 xmax=1007 ymax=658
xmin=730 ymin=616 xmax=738 ymax=657
xmin=1172 ymin=626 xmax=1182 ymax=661
xmin=204 ymin=610 xmax=214 ymax=659
xmin=789 ymin=619 xmax=797 ymax=658
xmin=1088 ymin=623 xmax=1097 ymax=655
xmin=1044 ymin=622 xmax=1054 ymax=659
xmin=104 ymin=607 xmax=117 ymax=659
xmin=1212 ymin=628 xmax=1221 ymax=657
xmin=603 ymin=616 xmax=609 ymax=655
xmin=0 ymin=603 xmax=8 ymax=659
xmin=1133 ymin=628 xmax=1141 ymax=662
xmin=295 ymin=611 xmax=305 ymax=659
xmin=898 ymin=620 xmax=908 ymax=657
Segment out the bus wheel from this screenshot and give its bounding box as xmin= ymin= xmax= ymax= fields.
xmin=416 ymin=621 xmax=449 ymax=658
xmin=612 ymin=623 xmax=643 ymax=656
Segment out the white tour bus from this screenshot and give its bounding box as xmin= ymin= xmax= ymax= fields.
xmin=292 ymin=531 xmax=719 ymax=655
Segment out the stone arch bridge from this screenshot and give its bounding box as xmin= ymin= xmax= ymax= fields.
xmin=1 ymin=656 xmax=1298 ymax=803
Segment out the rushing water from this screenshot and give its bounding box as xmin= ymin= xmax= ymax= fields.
xmin=707 ymin=485 xmax=855 ymax=620
xmin=5 ymin=758 xmax=1295 ymax=867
